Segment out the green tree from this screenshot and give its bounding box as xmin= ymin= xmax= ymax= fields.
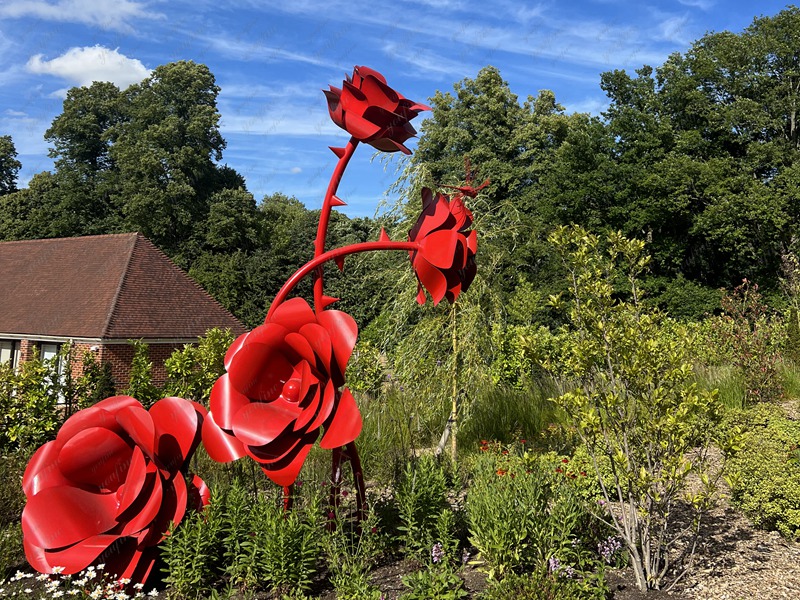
xmin=545 ymin=225 xmax=726 ymax=591
xmin=0 ymin=135 xmax=21 ymax=195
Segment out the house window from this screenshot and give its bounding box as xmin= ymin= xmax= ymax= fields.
xmin=39 ymin=342 xmax=66 ymax=404
xmin=0 ymin=340 xmax=20 ymax=369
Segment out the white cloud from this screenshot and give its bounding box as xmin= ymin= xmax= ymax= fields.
xmin=290 ymin=166 xmax=302 ymax=173
xmin=0 ymin=0 xmax=162 ymax=32
xmin=678 ymin=0 xmax=715 ymax=10
xmin=26 ymin=46 xmax=151 ymax=90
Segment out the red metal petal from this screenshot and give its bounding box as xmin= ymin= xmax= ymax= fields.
xmin=202 ymin=411 xmax=246 ymax=462
xmin=116 ymin=446 xmax=148 ymax=516
xmin=268 ymin=297 xmax=317 ymax=331
xmin=300 ymin=322 xmax=333 ymax=370
xmin=224 ymin=331 xmax=249 ymax=370
xmin=320 ymin=389 xmax=363 ymax=449
xmin=420 ymin=229 xmax=460 ymax=269
xmin=354 ymin=65 xmax=388 ymax=85
xmin=260 ymin=441 xmax=314 ymax=487
xmin=118 ymin=471 xmax=163 ymax=537
xmin=231 ymin=399 xmax=301 ymax=446
xmin=23 ymin=486 xmax=120 ymax=549
xmin=58 ymin=427 xmax=132 ymax=490
xmin=150 ymin=397 xmax=203 ymax=473
xmin=209 ymin=374 xmax=250 ymax=431
xmin=307 ymin=379 xmax=336 ymax=432
xmin=413 ymin=257 xmax=448 ymax=305
xmin=24 ymin=534 xmax=119 ymax=575
xmin=293 ymin=383 xmax=321 ymax=431
xmin=317 ymin=309 xmax=359 ymax=378
xmin=22 ymin=441 xmax=70 ymax=497
xmin=189 ymin=474 xmax=210 ymax=510
xmin=115 ymin=405 xmax=155 ymax=461
xmin=228 ymin=342 xmax=294 ymax=401
xmin=284 ymin=332 xmax=316 ymax=368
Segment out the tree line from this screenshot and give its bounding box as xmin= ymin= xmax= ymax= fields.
xmin=2 ymin=7 xmax=799 ymax=328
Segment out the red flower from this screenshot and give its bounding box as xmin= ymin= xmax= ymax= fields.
xmin=408 ymin=188 xmax=478 ymax=305
xmin=324 ymin=66 xmax=429 ymax=154
xmin=21 ymin=395 xmax=208 ymax=583
xmin=202 ymin=297 xmax=362 ymax=486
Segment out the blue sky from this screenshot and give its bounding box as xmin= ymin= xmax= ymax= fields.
xmin=0 ymin=0 xmax=792 ymax=217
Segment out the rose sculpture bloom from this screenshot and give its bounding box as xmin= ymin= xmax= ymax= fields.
xmin=202 ymin=297 xmax=362 ymax=486
xmin=408 ymin=187 xmax=478 ymax=305
xmin=22 ymin=395 xmax=208 ymax=583
xmin=324 ymin=65 xmax=429 ymax=154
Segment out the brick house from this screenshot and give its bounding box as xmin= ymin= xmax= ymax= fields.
xmin=0 ymin=233 xmax=246 ymax=389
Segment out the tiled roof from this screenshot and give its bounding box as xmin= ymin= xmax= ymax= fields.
xmin=0 ymin=233 xmax=246 ymax=339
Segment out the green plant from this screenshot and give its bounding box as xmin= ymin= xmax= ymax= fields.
xmin=123 ymin=340 xmax=161 ymax=408
xmin=0 ymin=525 xmax=23 ymax=580
xmin=717 ymin=279 xmax=784 ymax=404
xmin=725 ymin=402 xmax=800 ymax=538
xmin=161 ymin=508 xmax=222 ymax=599
xmin=347 ymin=340 xmax=386 ymax=396
xmin=0 ymin=351 xmax=62 ymax=450
xmin=544 ymin=225 xmax=726 ymax=592
xmin=400 ymin=566 xmax=467 ymax=600
xmin=323 ymin=508 xmax=385 ymax=600
xmin=396 ymin=455 xmax=449 ymax=558
xmin=478 ymin=569 xmax=607 ymax=600
xmin=163 ymin=328 xmax=235 ymax=404
xmin=466 ymin=449 xmax=596 ymax=581
xmin=254 ymin=488 xmax=321 ymax=596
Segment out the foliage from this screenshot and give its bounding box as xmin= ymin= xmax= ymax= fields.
xmin=725 ymin=402 xmax=800 ymax=539
xmin=396 ymin=455 xmax=451 ymax=558
xmin=0 ymin=352 xmax=62 ymax=450
xmin=322 ymin=508 xmax=385 ymax=600
xmin=0 ymin=136 xmax=21 ymax=196
xmin=717 ymin=279 xmax=784 ymax=404
xmin=399 ymin=565 xmax=467 ymax=600
xmin=478 ymin=569 xmax=608 ymax=600
xmin=0 ymin=524 xmax=23 ymax=580
xmin=163 ymin=328 xmax=235 ymax=404
xmin=457 ymin=381 xmax=560 ymax=450
xmin=544 ymin=225 xmax=726 ymax=591
xmin=466 ymin=447 xmax=605 ymax=587
xmin=122 ymin=340 xmax=161 ymax=409
xmin=161 ymin=510 xmax=220 ymax=600
xmin=346 ymin=340 xmax=386 ymax=395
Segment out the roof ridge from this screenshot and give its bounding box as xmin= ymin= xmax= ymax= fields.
xmin=0 ymin=232 xmax=137 ymax=246
xmin=101 ymin=233 xmax=139 ymax=338
xmin=134 ymin=235 xmax=247 ymax=330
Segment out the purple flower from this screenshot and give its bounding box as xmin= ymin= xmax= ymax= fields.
xmin=431 ymin=542 xmax=444 ymax=564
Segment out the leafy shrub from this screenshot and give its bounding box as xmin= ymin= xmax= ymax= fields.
xmin=0 ymin=355 xmax=62 ymax=450
xmin=323 ymin=508 xmax=385 ymax=600
xmin=466 ymin=448 xmax=604 ymax=584
xmin=545 ymin=226 xmax=725 ymax=591
xmin=161 ymin=479 xmax=322 ymax=598
xmin=163 ymin=328 xmax=235 ymax=404
xmin=400 ymin=566 xmax=467 ymax=600
xmin=123 ymin=339 xmax=161 ymax=409
xmin=726 ymin=402 xmax=800 ymax=538
xmin=347 ymin=340 xmax=386 ymax=396
xmin=396 ymin=455 xmax=450 ymax=559
xmin=478 ymin=569 xmax=607 ymax=600
xmin=0 ymin=524 xmax=23 ymax=579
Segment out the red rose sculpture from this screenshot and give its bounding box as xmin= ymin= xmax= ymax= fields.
xmin=22 ymin=395 xmax=208 ymax=583
xmin=409 ymin=187 xmax=478 ymax=305
xmin=202 ymin=297 xmax=362 ymax=486
xmin=324 ymin=65 xmax=429 ymax=154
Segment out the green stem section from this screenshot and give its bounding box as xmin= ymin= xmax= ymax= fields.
xmin=267 ymin=239 xmax=419 ymax=320
xmin=313 ymin=137 xmax=359 ymax=313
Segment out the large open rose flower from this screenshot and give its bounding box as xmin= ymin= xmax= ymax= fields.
xmin=202 ymin=297 xmax=362 ymax=486
xmin=22 ymin=395 xmax=208 ymax=583
xmin=408 ymin=187 xmax=478 ymax=305
xmin=324 ymin=65 xmax=429 ymax=154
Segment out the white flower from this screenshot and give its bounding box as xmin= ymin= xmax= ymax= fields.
xmin=133 ymin=583 xmax=144 ymax=590
xmin=115 ymin=592 xmax=130 ymax=600
xmin=96 ymin=564 xmax=105 ymax=571
xmin=86 ymin=570 xmax=97 ymax=580
xmin=52 ymin=591 xmax=65 ymax=598
xmin=52 ymin=566 xmax=66 ymax=575
xmin=37 ymin=573 xmax=50 ymax=581
xmin=89 ymin=588 xmax=103 ymax=599
xmin=118 ymin=578 xmax=130 ymax=585
xmin=148 ymin=590 xmax=159 ymax=597
xmin=67 ymin=589 xmax=81 ymax=595
xmin=75 ymin=578 xmax=88 ymax=586
xmin=23 ymin=588 xmax=32 ymax=593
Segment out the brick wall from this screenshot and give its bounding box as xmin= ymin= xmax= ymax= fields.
xmin=98 ymin=343 xmax=187 ymax=390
